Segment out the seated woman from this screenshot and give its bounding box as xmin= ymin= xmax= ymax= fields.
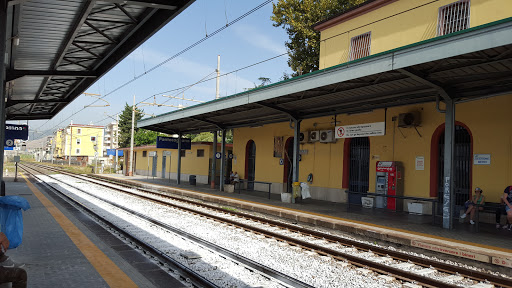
xmin=460 ymin=187 xmax=485 ymax=224
xmin=231 ymin=172 xmax=240 ymax=185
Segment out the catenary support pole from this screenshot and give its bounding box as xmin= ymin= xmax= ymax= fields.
xmin=211 ymin=131 xmax=217 ymax=188
xmin=129 ymin=95 xmax=135 ymax=176
xmin=220 ymin=129 xmax=226 ymax=192
xmin=68 ymin=124 xmax=72 ymax=165
xmin=443 ymin=99 xmax=456 ymax=229
xmin=177 ymin=132 xmax=182 ymax=184
xmin=292 ymin=119 xmax=301 ymax=204
xmin=0 ymin=0 xmax=7 ymax=196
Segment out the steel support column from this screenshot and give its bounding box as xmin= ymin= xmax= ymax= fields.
xmin=177 ymin=132 xmax=182 ymax=185
xmin=220 ymin=129 xmax=226 ymax=192
xmin=292 ymin=119 xmax=301 ymax=204
xmin=0 ymin=0 xmax=8 ymax=196
xmin=443 ymin=99 xmax=456 ymax=229
xmin=211 ymin=131 xmax=217 ymax=189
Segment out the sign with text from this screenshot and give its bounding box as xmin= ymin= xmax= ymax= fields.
xmin=473 ymin=154 xmax=490 ymax=165
xmin=156 ymin=136 xmax=191 ymax=150
xmin=106 ymin=149 xmax=123 ymax=156
xmin=335 ymin=122 xmax=385 ymax=138
xmin=415 ymin=156 xmax=425 ymax=170
xmin=5 ymin=124 xmax=28 ymax=147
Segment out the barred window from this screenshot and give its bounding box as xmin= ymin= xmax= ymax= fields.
xmin=349 ymin=32 xmax=371 ymax=61
xmin=197 ymin=149 xmax=204 ymax=157
xmin=143 ymin=151 xmax=147 ymax=157
xmin=437 ymin=0 xmax=470 ymax=36
xmin=180 ymin=150 xmax=186 ymax=157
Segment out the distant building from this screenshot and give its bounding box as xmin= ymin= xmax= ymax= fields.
xmin=54 ymin=123 xmax=105 ymax=164
xmin=103 ymin=121 xmax=119 ymax=156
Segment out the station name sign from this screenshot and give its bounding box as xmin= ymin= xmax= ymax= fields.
xmin=5 ymin=124 xmax=29 ymax=147
xmin=156 ymin=136 xmax=191 ymax=150
xmin=335 ymin=122 xmax=385 ymax=139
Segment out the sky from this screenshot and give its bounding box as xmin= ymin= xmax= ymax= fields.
xmin=24 ymin=0 xmax=292 ymax=140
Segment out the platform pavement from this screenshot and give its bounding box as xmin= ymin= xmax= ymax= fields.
xmin=2 ymin=175 xmax=185 ymax=288
xmin=101 ymin=173 xmax=512 ymax=268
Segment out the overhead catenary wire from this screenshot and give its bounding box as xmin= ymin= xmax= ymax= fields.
xmin=34 ymin=0 xmax=274 ymax=135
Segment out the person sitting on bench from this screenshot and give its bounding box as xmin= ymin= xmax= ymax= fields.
xmin=502 ymin=185 xmax=512 ymax=230
xmin=461 ymin=187 xmax=485 ymax=225
xmin=496 ymin=197 xmax=511 ymax=229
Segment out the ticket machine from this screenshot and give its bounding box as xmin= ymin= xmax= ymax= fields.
xmin=376 ymin=161 xmax=403 ymax=211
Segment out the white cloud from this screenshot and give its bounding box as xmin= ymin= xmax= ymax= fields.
xmin=233 ymin=24 xmax=287 ymax=55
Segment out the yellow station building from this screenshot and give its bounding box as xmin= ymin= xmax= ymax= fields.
xmin=138 ymin=0 xmax=512 ymax=226
xmin=122 ymin=142 xmax=233 ymax=185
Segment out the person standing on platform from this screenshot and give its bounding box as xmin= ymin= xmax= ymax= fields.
xmin=0 ymin=232 xmax=27 ymax=288
xmin=503 ymin=186 xmax=512 ymax=230
xmin=460 ymin=187 xmax=485 ymax=224
xmin=231 ymin=172 xmax=240 ymax=185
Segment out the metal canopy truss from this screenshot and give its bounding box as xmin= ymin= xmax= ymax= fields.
xmin=139 ymin=18 xmax=512 ymax=135
xmin=4 ymin=0 xmax=194 ymax=120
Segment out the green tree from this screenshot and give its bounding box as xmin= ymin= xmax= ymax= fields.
xmin=188 ymin=130 xmax=233 ymax=144
xmin=119 ymin=103 xmax=142 ymax=148
xmin=118 ymin=103 xmax=163 ymax=147
xmin=271 ymin=0 xmax=364 ymax=76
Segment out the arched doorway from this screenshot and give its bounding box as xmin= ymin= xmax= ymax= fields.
xmin=283 ymin=137 xmax=294 ymax=193
xmin=346 ymin=137 xmax=370 ymax=204
xmin=245 ymin=140 xmax=256 ymax=190
xmin=434 ymin=124 xmax=472 ymax=213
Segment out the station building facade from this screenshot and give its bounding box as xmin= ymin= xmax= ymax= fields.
xmin=121 ymin=142 xmax=233 ymax=185
xmin=231 ymin=0 xmax=512 ymax=210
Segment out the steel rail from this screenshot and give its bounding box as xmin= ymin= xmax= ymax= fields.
xmin=21 ymin=164 xmax=313 ymax=288
xmin=19 ymin=164 xmax=219 ymax=288
xmin=26 ymin=163 xmax=512 ymax=288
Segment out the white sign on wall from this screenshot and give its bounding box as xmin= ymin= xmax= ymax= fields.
xmin=148 ymin=151 xmax=157 ymax=157
xmin=415 ymin=156 xmax=425 ymax=170
xmin=335 ymin=122 xmax=385 ymax=138
xmin=163 ymin=151 xmax=171 ymax=156
xmin=473 ymin=154 xmax=491 ymax=165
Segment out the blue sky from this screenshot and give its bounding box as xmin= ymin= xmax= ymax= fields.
xmin=26 ymin=0 xmax=292 ymax=139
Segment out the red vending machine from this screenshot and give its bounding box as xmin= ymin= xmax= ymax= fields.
xmin=376 ymin=161 xmax=404 ymax=211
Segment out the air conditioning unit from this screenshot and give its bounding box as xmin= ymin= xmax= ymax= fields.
xmin=320 ymin=130 xmax=335 ymax=143
xmin=299 ymin=132 xmax=307 ymax=143
xmin=308 ymin=131 xmax=320 ymax=142
xmin=398 ymin=111 xmax=421 ymax=128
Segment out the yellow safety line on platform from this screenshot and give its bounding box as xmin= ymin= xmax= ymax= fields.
xmin=122 ymin=176 xmax=512 ymax=254
xmin=20 ymin=173 xmax=138 ymax=288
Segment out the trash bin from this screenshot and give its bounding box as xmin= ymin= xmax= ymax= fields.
xmin=292 ymin=182 xmax=301 ymax=198
xmin=189 ymin=175 xmax=196 ymax=186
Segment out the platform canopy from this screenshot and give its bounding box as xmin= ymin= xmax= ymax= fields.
xmin=4 ymin=0 xmax=194 ymax=120
xmin=138 ymin=18 xmax=512 ymax=134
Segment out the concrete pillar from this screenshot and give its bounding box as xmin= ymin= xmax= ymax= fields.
xmin=177 ymin=132 xmax=182 ymax=184
xmin=0 ymin=0 xmax=8 ymax=196
xmin=442 ymin=99 xmax=456 ymax=229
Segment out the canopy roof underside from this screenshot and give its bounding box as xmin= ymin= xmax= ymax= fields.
xmin=4 ymin=0 xmax=194 ymax=120
xmin=138 ymin=18 xmax=512 ymax=134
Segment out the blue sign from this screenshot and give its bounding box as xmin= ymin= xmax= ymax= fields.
xmin=215 ymin=152 xmax=221 ymax=159
xmin=4 ymin=147 xmax=13 ymax=151
xmin=156 ymin=136 xmax=191 ymax=150
xmin=5 ymin=124 xmax=28 ymax=147
xmin=107 ymin=149 xmax=124 ymax=156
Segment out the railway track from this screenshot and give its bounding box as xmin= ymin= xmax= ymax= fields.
xmin=22 ymin=163 xmax=512 ymax=288
xmin=21 ymin=163 xmax=313 ymax=288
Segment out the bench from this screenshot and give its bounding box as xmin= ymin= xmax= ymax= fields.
xmin=473 ymin=202 xmax=504 ymax=232
xmin=345 ymin=191 xmax=438 ymax=225
xmin=236 ymin=180 xmax=272 ymax=199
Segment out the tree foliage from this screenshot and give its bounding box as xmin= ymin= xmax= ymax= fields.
xmin=271 ymin=0 xmax=364 ymax=76
xmin=118 ymin=103 xmax=163 ymax=147
xmin=188 ymin=130 xmax=233 ymax=144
